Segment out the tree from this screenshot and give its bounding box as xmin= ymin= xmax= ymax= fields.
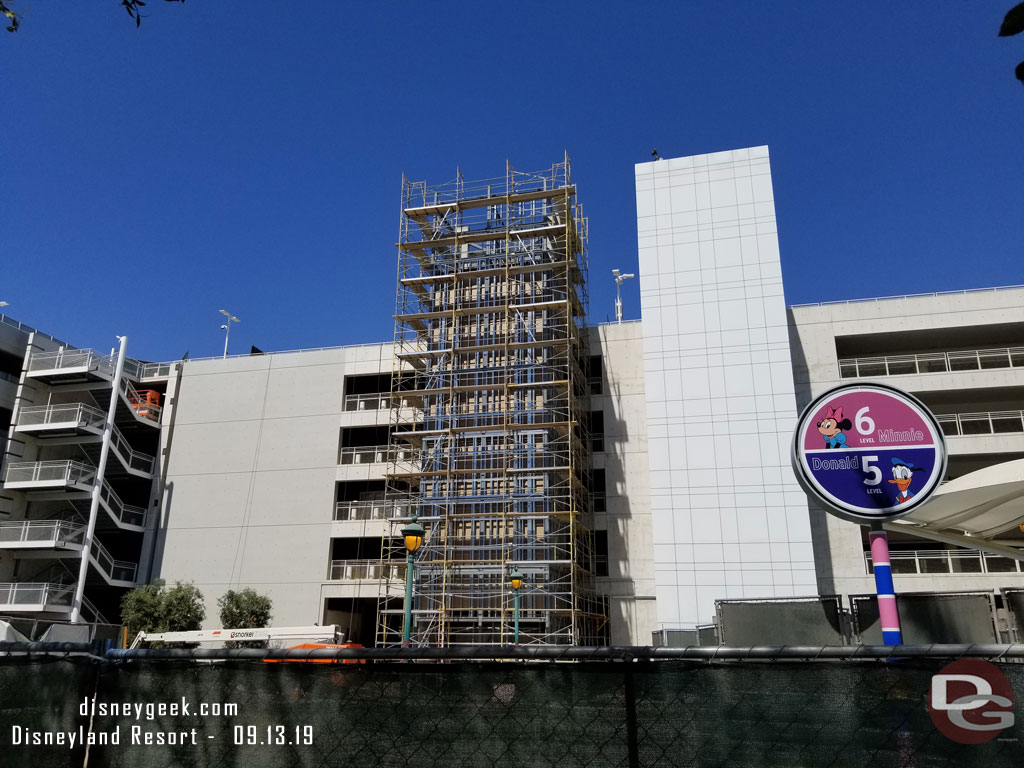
xmin=120 ymin=578 xmax=205 ymax=639
xmin=1000 ymin=2 xmax=1024 ymax=84
xmin=120 ymin=579 xmax=166 ymax=637
xmin=164 ymin=581 xmax=206 ymax=631
xmin=218 ymin=588 xmax=273 ymax=629
xmin=1 ymin=0 xmax=184 ymax=32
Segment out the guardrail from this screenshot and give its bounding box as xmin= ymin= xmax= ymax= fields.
xmin=109 ymin=424 xmax=155 ymax=475
xmin=16 ymin=403 xmax=106 ymax=431
xmin=90 ymin=539 xmax=137 ymax=584
xmin=334 ymin=500 xmax=411 ymax=521
xmin=0 ymin=521 xmax=86 ymax=547
xmin=2 ymin=460 xmax=97 ymax=488
xmin=338 ymin=445 xmax=416 ymax=465
xmin=328 ymin=560 xmax=406 ymax=581
xmin=0 ymin=314 xmax=67 ymax=344
xmin=343 ymin=392 xmax=392 ymax=412
xmin=838 ymin=347 xmax=1024 ymax=379
xmin=0 ymin=582 xmax=75 ymax=608
xmin=865 ymin=548 xmax=1023 ymax=576
xmin=119 ymin=376 xmax=161 ymax=423
xmin=790 ymin=284 xmax=1024 ymax=308
xmin=99 ymin=481 xmax=147 ymax=528
xmin=936 ymin=410 xmax=1024 ymax=437
xmin=26 ymin=348 xmax=113 ymax=377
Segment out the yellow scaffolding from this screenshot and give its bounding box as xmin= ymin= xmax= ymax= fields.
xmin=376 ymin=156 xmax=606 ymax=647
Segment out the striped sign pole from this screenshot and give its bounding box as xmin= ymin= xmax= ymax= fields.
xmin=868 ymin=523 xmax=902 ymax=644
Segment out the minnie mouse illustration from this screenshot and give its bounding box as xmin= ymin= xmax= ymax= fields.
xmin=817 ymin=406 xmax=852 ymax=449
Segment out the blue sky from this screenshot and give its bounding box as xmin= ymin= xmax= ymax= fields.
xmin=3 ymin=2 xmax=1022 ymax=361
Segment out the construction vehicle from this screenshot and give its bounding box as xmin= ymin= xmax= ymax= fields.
xmin=128 ymin=625 xmax=363 ymax=663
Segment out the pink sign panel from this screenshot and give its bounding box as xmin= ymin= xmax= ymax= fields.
xmin=791 ymin=383 xmax=947 ymax=523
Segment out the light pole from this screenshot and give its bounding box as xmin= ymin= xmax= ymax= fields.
xmin=219 ymin=309 xmax=240 ymax=358
xmin=509 ymin=566 xmax=523 ymax=645
xmin=612 ymin=269 xmax=635 ymax=323
xmin=401 ymin=514 xmax=424 ymax=647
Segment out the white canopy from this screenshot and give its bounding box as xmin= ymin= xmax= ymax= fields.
xmin=889 ymin=458 xmax=1024 ymax=558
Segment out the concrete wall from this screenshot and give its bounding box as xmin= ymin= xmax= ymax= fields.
xmin=590 ymin=321 xmax=656 ymax=644
xmin=789 ymin=287 xmax=1024 ymax=599
xmin=634 ymin=147 xmax=816 ymax=629
xmin=150 ymin=343 xmax=393 ymax=628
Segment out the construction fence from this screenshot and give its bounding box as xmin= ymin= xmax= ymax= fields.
xmin=0 ymin=645 xmax=1023 ymax=767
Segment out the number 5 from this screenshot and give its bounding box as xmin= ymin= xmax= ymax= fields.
xmin=862 ymin=455 xmax=881 ymax=486
xmin=856 ymin=406 xmax=875 ymax=435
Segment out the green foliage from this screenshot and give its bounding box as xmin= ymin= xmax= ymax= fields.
xmin=164 ymin=581 xmax=206 ymax=631
xmin=218 ymin=588 xmax=273 ymax=629
xmin=120 ymin=579 xmax=205 ymax=639
xmin=1000 ymin=2 xmax=1024 ymax=84
xmin=1000 ymin=2 xmax=1024 ymax=37
xmin=1 ymin=0 xmax=184 ymax=32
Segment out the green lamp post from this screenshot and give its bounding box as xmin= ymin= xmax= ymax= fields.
xmin=509 ymin=566 xmax=523 ymax=645
xmin=401 ymin=514 xmax=424 ymax=647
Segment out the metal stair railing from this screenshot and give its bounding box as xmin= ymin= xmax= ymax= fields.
xmin=15 ymin=403 xmax=107 ymax=432
xmin=98 ymin=481 xmax=147 ymax=529
xmin=89 ymin=536 xmax=138 ymax=585
xmin=0 ymin=520 xmax=87 ymax=547
xmin=108 ymin=424 xmax=156 ymax=476
xmin=118 ymin=375 xmax=162 ymax=424
xmin=26 ymin=349 xmax=114 ymax=377
xmin=2 ymin=460 xmax=97 ymax=487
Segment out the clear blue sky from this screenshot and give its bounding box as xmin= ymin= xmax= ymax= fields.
xmin=4 ymin=2 xmax=1022 ymax=361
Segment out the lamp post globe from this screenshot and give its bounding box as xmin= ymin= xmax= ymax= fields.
xmin=401 ymin=515 xmax=424 ymax=647
xmin=509 ymin=566 xmax=523 ymax=645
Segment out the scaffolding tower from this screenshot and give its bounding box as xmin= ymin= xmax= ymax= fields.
xmin=376 ymin=156 xmax=606 ymax=647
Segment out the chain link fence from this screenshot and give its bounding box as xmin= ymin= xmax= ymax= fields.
xmin=0 ymin=645 xmax=1022 ymax=767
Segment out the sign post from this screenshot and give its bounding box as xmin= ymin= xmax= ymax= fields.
xmin=791 ymin=383 xmax=947 ymax=645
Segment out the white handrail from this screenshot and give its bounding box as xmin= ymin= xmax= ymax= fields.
xmin=109 ymin=424 xmax=156 ymax=475
xmin=864 ymin=548 xmax=1021 ymax=575
xmin=334 ymin=500 xmax=411 ymax=521
xmin=839 ymin=347 xmax=1024 ymax=379
xmin=27 ymin=348 xmax=113 ymax=376
xmin=119 ymin=376 xmax=162 ymax=423
xmin=328 ymin=560 xmax=406 ymax=581
xmin=791 ymin=284 xmax=1024 ymax=308
xmin=90 ymin=537 xmax=138 ymax=584
xmin=99 ymin=481 xmax=147 ymax=528
xmin=2 ymin=460 xmax=97 ymax=487
xmin=16 ymin=403 xmax=106 ymax=430
xmin=0 ymin=520 xmax=87 ymax=546
xmin=936 ymin=410 xmax=1024 ymax=437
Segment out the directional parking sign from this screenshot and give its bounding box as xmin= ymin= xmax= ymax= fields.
xmin=791 ymin=383 xmax=947 ymax=523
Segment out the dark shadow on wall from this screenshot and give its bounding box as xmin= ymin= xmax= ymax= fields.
xmin=786 ymin=308 xmax=836 ymax=595
xmin=592 ymin=349 xmax=636 ymax=644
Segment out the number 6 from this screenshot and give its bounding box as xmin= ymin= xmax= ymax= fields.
xmin=856 ymin=407 xmax=875 ymax=435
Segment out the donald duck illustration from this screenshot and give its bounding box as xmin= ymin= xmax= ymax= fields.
xmin=888 ymin=458 xmax=923 ymax=504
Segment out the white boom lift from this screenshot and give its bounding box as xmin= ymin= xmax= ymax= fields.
xmin=129 ymin=625 xmax=343 ymax=649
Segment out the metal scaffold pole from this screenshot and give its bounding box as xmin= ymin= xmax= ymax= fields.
xmin=379 ymin=159 xmax=605 ymax=647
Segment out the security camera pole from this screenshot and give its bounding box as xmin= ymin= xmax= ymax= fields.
xmin=219 ymin=309 xmax=240 ymax=358
xmin=612 ymin=269 xmax=635 ymax=324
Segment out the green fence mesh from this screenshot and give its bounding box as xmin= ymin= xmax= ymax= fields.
xmin=0 ymin=656 xmax=1022 ymax=767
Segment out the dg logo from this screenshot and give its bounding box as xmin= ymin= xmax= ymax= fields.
xmin=929 ymin=658 xmax=1016 ymax=744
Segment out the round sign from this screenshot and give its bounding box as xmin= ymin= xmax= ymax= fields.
xmin=790 ymin=383 xmax=947 ymax=523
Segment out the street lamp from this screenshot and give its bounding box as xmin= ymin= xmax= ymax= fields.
xmin=612 ymin=269 xmax=635 ymax=323
xmin=219 ymin=309 xmax=240 ymax=358
xmin=401 ymin=514 xmax=424 ymax=647
xmin=509 ymin=566 xmax=523 ymax=645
